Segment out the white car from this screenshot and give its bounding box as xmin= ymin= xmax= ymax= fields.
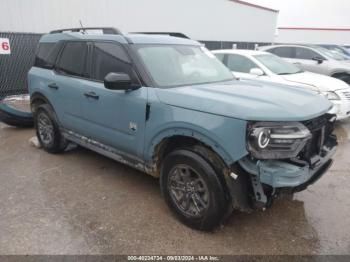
xmin=212 ymin=49 xmax=350 ymax=120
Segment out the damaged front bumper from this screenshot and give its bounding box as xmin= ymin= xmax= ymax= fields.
xmin=238 ymin=141 xmax=336 ymax=190
xmin=227 ymin=135 xmax=337 ymax=211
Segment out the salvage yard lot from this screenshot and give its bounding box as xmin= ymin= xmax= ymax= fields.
xmin=0 ymin=120 xmax=350 ymax=255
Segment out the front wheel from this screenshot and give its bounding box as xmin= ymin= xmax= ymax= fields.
xmin=160 ymin=148 xmax=228 ymax=231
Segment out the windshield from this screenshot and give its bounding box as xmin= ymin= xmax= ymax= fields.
xmin=313 ymin=46 xmax=349 ymax=61
xmin=254 ymin=54 xmax=303 ymax=75
xmin=135 ymin=45 xmax=234 ymax=87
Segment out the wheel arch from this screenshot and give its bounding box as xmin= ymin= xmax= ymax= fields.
xmin=331 ymin=71 xmax=350 ymax=77
xmin=146 ymin=127 xmax=238 ymax=178
xmin=30 ymin=92 xmax=54 ymax=113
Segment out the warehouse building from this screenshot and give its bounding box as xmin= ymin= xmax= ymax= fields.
xmin=0 ymin=0 xmax=278 ymax=48
xmin=276 ymin=27 xmax=350 ymax=45
xmin=0 ymin=0 xmax=279 ymax=97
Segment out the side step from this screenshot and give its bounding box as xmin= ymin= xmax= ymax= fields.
xmin=0 ymin=101 xmax=33 ymax=128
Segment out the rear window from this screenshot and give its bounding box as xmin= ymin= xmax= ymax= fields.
xmin=56 ymin=42 xmax=88 ymax=77
xmin=34 ymin=42 xmax=62 ymax=69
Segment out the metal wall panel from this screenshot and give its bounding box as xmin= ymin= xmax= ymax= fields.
xmin=0 ymin=0 xmax=278 ymax=43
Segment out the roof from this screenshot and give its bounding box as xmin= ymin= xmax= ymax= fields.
xmin=40 ymin=32 xmax=200 ymax=46
xmin=212 ymin=49 xmax=269 ymax=56
xmin=278 ymin=27 xmax=350 ymax=32
xmin=230 ymin=0 xmax=279 ymax=13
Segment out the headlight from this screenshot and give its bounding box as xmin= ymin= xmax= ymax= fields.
xmin=247 ymin=122 xmax=311 ymax=159
xmin=321 ymin=91 xmax=340 ymax=100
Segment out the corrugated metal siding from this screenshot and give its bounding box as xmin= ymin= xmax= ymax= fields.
xmin=0 ymin=0 xmax=277 ymax=43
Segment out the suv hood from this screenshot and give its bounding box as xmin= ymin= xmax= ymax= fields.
xmin=281 ymin=72 xmax=349 ymax=92
xmin=155 ymin=80 xmax=332 ymax=121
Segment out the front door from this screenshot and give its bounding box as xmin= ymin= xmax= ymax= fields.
xmin=286 ymin=47 xmax=329 ymax=75
xmin=80 ymin=41 xmax=147 ymax=159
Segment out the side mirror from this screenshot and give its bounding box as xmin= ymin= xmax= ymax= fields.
xmin=104 ymin=72 xmax=137 ymax=90
xmin=250 ymin=68 xmax=264 ymax=76
xmin=312 ymin=57 xmax=325 ymax=64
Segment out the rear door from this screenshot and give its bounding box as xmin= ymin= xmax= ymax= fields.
xmin=53 ymin=41 xmax=89 ymax=132
xmin=80 ymin=41 xmax=147 ymax=159
xmin=267 ymin=46 xmax=295 ymax=64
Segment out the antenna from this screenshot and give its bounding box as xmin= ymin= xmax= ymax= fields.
xmin=79 ymin=20 xmax=86 ymax=34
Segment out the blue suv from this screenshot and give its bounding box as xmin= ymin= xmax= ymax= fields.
xmin=28 ymin=28 xmax=337 ymax=230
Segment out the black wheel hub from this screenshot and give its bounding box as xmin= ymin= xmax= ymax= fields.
xmin=168 ymin=164 xmax=209 ymax=217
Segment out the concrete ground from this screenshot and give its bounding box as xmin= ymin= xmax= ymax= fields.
xmin=0 ymin=120 xmax=350 ymax=255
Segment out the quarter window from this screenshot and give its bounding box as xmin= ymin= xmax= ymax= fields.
xmin=57 ymin=42 xmax=88 ymax=77
xmin=91 ymin=42 xmax=136 ymax=82
xmin=34 ymin=42 xmax=62 ymax=69
xmin=226 ymin=54 xmax=258 ymax=73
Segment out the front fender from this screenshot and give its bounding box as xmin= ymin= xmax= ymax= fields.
xmin=144 ymin=103 xmax=248 ymax=167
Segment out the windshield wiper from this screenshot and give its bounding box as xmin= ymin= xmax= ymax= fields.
xmin=277 ymin=72 xmax=293 ymax=75
xmin=278 ymin=70 xmax=303 ymax=75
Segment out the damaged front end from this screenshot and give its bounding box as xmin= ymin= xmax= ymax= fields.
xmin=228 ymin=114 xmax=337 ymax=211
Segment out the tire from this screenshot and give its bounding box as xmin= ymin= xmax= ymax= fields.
xmin=34 ymin=104 xmax=67 ymax=153
xmin=160 ymin=148 xmax=228 ymax=231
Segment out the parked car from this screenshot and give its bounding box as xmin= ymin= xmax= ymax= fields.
xmin=212 ymin=49 xmax=350 ymax=120
xmin=318 ymin=44 xmax=350 ymax=58
xmin=260 ymin=44 xmax=350 ymax=84
xmin=28 ymin=28 xmax=337 ymax=231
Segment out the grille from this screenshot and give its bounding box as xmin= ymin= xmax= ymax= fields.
xmin=299 ymin=114 xmax=334 ymax=164
xmin=342 ymin=91 xmax=350 ymax=100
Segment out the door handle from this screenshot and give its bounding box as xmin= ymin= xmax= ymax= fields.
xmin=84 ymin=91 xmax=99 ymax=100
xmin=293 ymin=62 xmax=301 ymax=65
xmin=48 ymin=83 xmax=59 ymax=89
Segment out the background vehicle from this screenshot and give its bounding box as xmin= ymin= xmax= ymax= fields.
xmin=28 ymin=28 xmax=337 ymax=231
xmin=318 ymin=44 xmax=350 ymax=58
xmin=213 ymin=49 xmax=350 ymax=120
xmin=260 ymin=44 xmax=350 ymax=84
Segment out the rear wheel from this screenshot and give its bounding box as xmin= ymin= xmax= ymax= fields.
xmin=34 ymin=104 xmax=67 ymax=153
xmin=160 ymin=148 xmax=228 ymax=231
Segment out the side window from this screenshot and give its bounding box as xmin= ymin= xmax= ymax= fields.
xmin=269 ymin=47 xmax=295 ymax=58
xmin=91 ymin=42 xmax=137 ymax=82
xmin=34 ymin=42 xmax=62 ymax=69
xmin=214 ymin=53 xmax=225 ymax=62
xmin=295 ymin=47 xmax=321 ymax=60
xmin=57 ymin=42 xmax=88 ymax=77
xmin=226 ymin=54 xmax=258 ymax=73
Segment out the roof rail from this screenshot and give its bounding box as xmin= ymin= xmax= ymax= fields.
xmin=50 ymin=27 xmax=122 ymax=34
xmin=130 ymin=32 xmax=190 ymax=39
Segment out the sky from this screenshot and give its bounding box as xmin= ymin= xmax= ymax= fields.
xmin=246 ymin=0 xmax=350 ymax=29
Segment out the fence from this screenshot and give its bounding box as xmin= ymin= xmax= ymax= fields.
xmin=0 ymin=32 xmax=42 ymax=98
xmin=200 ymin=40 xmax=272 ymax=50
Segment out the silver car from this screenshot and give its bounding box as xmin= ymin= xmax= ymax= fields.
xmin=260 ymin=44 xmax=350 ymax=84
